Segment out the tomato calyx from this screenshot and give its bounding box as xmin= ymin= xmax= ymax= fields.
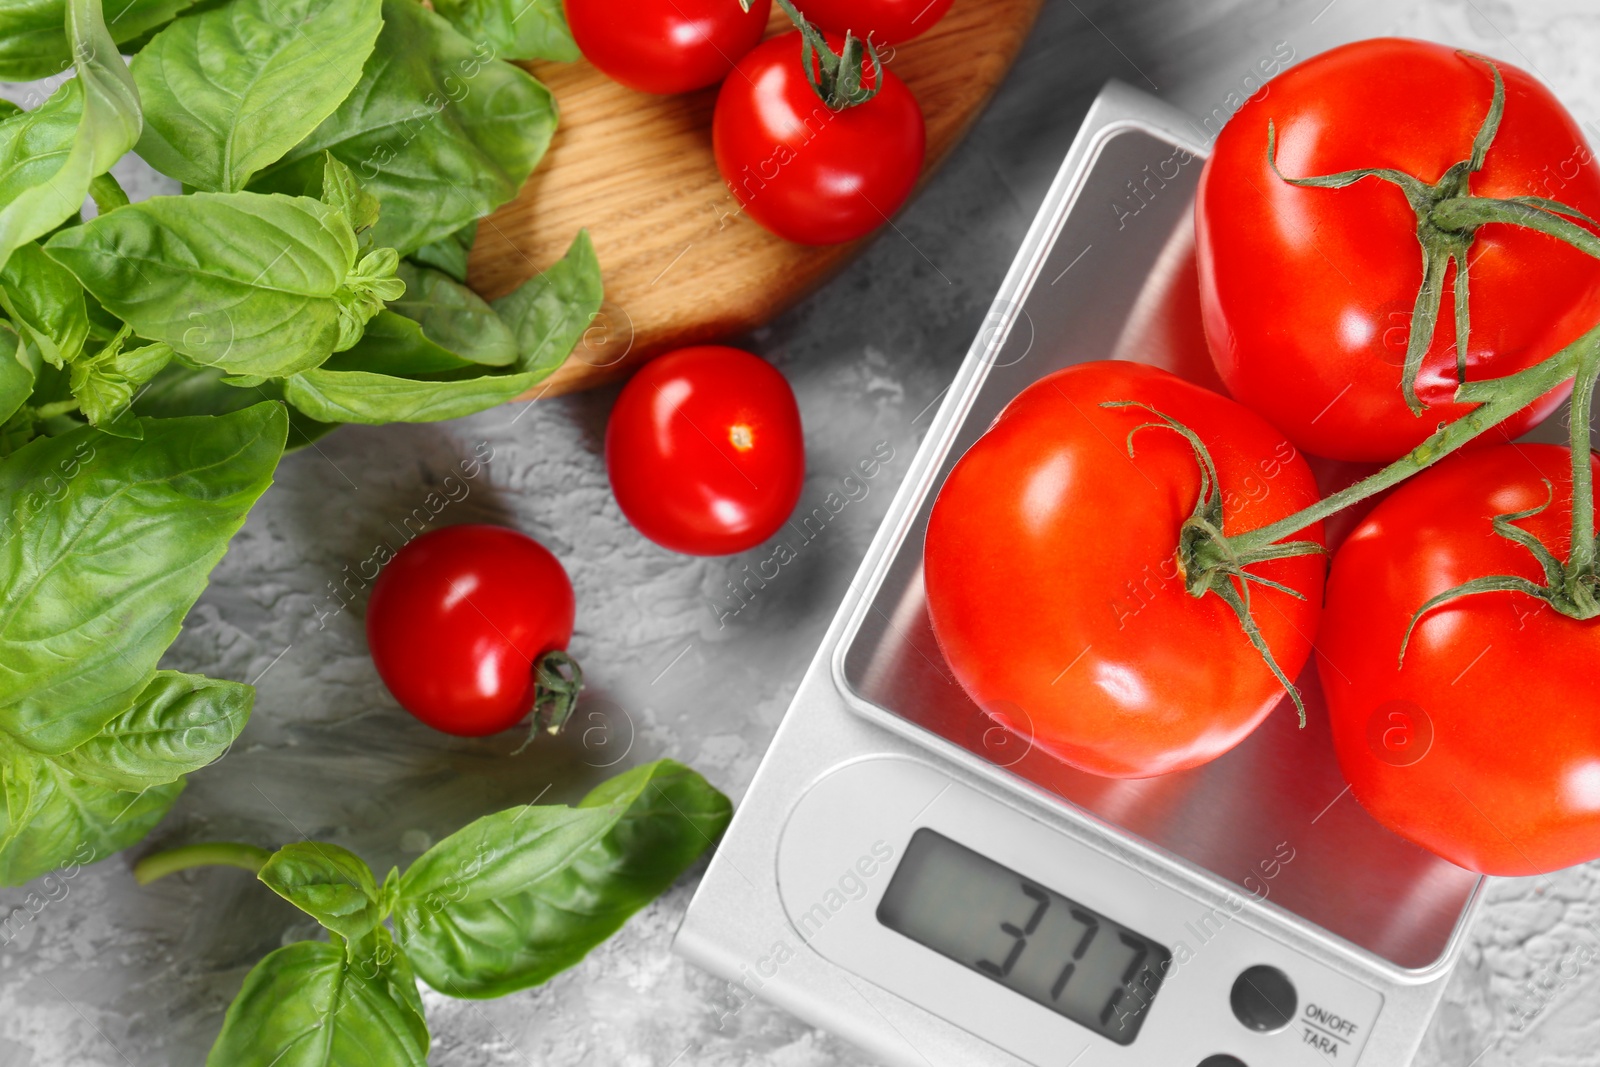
xmin=1103 ymin=401 xmax=1325 ymax=723
xmin=1399 ymin=485 xmax=1600 ymax=664
xmin=741 ymin=0 xmax=884 ymax=109
xmin=530 ymin=649 xmax=584 ymax=738
xmin=508 ymin=649 xmax=584 ymax=754
xmin=1267 ymin=54 xmax=1600 ymax=416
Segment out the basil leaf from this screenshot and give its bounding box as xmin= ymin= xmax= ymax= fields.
xmin=319 ymin=154 xmax=380 ymax=242
xmin=396 ymin=806 xmax=615 ymax=912
xmin=0 ymin=404 xmax=287 ymax=755
xmin=0 ymin=653 xmax=243 ymax=898
xmin=132 ymin=363 xmax=341 ymax=450
xmin=44 ymin=191 xmax=402 ymax=378
xmin=491 ymin=228 xmax=601 ymax=379
xmin=281 ymin=304 xmax=545 ymax=421
xmin=132 ymin=0 xmax=382 ymax=193
xmin=0 ymin=737 xmax=184 ymax=886
xmin=206 ymin=937 xmax=430 ymax=1067
xmin=0 ymin=241 xmax=88 ymax=369
xmin=393 ymin=760 xmax=732 ymax=998
xmin=70 ymin=332 xmax=174 ymax=433
xmin=282 ymin=362 xmax=536 ymax=425
xmin=259 ymin=842 xmax=385 ymax=944
xmin=0 ymin=85 xmax=79 ymax=205
xmin=0 ymin=323 xmax=35 ymax=425
xmin=52 ymin=670 xmax=250 ymax=791
xmin=328 ymin=310 xmax=485 ymax=376
xmin=392 ymin=261 xmax=516 ymax=367
xmin=0 ymin=91 xmax=80 ymax=235
xmin=0 ymin=0 xmax=198 ymax=81
xmin=408 ymin=220 xmax=475 ymax=283
xmin=250 ymin=0 xmax=557 ymax=256
xmin=0 ymin=0 xmax=141 ymax=273
xmin=283 ymin=230 xmax=600 ymax=425
xmin=282 ymin=295 xmax=530 ymax=422
xmin=432 ymin=0 xmax=579 ymax=62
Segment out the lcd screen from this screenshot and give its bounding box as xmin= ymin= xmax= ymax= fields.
xmin=877 ymin=828 xmax=1171 ymax=1045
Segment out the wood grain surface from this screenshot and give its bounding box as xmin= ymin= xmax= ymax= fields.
xmin=465 ymin=0 xmax=1046 ymax=399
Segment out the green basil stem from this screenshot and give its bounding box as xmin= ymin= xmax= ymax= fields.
xmin=31 ymin=399 xmax=81 ymax=419
xmin=1230 ymin=322 xmax=1600 ymax=555
xmin=133 ymin=842 xmax=273 ymax=885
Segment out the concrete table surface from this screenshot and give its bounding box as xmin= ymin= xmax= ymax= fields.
xmin=4 ymin=1 xmax=1600 ymax=1064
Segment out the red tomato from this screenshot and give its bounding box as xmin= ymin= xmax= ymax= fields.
xmin=799 ymin=0 xmax=955 ymax=44
xmin=606 ymin=345 xmax=805 ymax=555
xmin=1197 ymin=39 xmax=1600 ymax=462
xmin=565 ymin=0 xmax=772 ymax=95
xmin=367 ymin=525 xmax=576 ymax=737
xmin=924 ymin=361 xmax=1326 ymax=779
xmin=713 ymin=31 xmax=926 ymax=245
xmin=1319 ymin=444 xmax=1600 ymax=875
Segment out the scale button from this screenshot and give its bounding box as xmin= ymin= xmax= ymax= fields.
xmin=1229 ymin=964 xmax=1297 ymax=1033
xmin=1197 ymin=1056 xmax=1247 ymax=1067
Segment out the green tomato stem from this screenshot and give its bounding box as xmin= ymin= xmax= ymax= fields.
xmin=1432 ymin=195 xmax=1600 ymax=259
xmin=1233 ymin=324 xmax=1600 ymax=553
xmin=133 ymin=842 xmax=273 ymax=885
xmin=32 ymin=398 xmax=82 ymax=419
xmin=1567 ymin=352 xmax=1599 ymax=575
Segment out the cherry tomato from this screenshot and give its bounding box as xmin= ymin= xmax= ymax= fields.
xmin=714 ymin=31 xmax=926 ymax=245
xmin=1197 ymin=39 xmax=1600 ymax=462
xmin=1320 ymin=444 xmax=1600 ymax=875
xmin=924 ymin=361 xmax=1326 ymax=779
xmin=565 ymin=0 xmax=772 ymax=95
xmin=800 ymin=0 xmax=955 ymax=44
xmin=367 ymin=525 xmax=576 ymax=737
xmin=606 ymin=345 xmax=804 ymax=555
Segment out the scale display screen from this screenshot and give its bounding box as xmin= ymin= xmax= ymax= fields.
xmin=877 ymin=828 xmax=1171 ymax=1045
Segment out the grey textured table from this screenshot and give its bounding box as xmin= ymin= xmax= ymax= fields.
xmin=4 ymin=1 xmax=1600 ymax=1064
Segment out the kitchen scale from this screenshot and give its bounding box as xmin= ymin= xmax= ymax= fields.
xmin=674 ymin=83 xmax=1486 ymax=1067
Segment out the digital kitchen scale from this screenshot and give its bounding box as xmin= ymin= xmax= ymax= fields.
xmin=674 ymin=83 xmax=1486 ymax=1067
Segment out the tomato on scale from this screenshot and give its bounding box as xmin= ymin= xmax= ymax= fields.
xmin=366 ymin=525 xmax=581 ymax=738
xmin=1197 ymin=38 xmax=1600 ymax=462
xmin=923 ymin=361 xmax=1327 ymax=779
xmin=1320 ymin=445 xmax=1600 ymax=875
xmin=717 ymin=0 xmax=926 ymax=245
xmin=606 ymin=345 xmax=805 ymax=556
xmin=565 ymin=0 xmax=772 ymax=95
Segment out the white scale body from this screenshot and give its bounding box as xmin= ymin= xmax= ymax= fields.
xmin=675 ymin=84 xmax=1485 ymax=1067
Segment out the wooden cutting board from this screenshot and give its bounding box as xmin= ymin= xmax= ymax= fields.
xmin=466 ymin=0 xmax=1046 ymax=399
